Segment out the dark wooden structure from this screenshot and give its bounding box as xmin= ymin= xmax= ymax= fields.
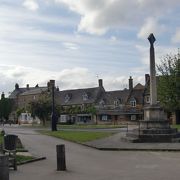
xmin=3 ymin=134 xmax=18 ymax=170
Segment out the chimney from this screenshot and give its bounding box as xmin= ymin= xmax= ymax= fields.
xmin=26 ymin=84 xmax=29 ymax=90
xmin=129 ymin=76 xmax=133 ymax=91
xmin=145 ymin=74 xmax=150 ymax=84
xmin=49 ymin=80 xmax=55 ymax=87
xmin=15 ymin=83 xmax=19 ymax=90
xmin=48 ymin=80 xmax=55 ymax=91
xmin=98 ymin=79 xmax=103 ymax=87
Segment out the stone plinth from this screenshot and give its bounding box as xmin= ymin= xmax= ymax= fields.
xmin=144 ymin=105 xmax=167 ymax=121
xmin=142 ymin=105 xmax=169 ymax=129
xmin=124 ymin=33 xmax=180 ymax=143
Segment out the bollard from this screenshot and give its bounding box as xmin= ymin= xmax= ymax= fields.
xmin=56 ymin=144 xmax=66 ymax=171
xmin=0 ymin=155 xmax=9 ymax=180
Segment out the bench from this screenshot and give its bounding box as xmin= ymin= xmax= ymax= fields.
xmin=3 ymin=134 xmax=18 ymax=170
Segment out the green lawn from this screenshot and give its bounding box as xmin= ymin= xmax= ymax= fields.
xmin=58 ymin=124 xmax=124 ymax=129
xmin=171 ymin=124 xmax=180 ymax=130
xmin=40 ymin=130 xmax=115 ymax=143
xmin=30 ymin=123 xmax=124 ymax=129
xmin=16 ymin=155 xmax=35 ymax=164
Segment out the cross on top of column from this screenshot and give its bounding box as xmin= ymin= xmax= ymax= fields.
xmin=148 ymin=33 xmax=156 ymax=45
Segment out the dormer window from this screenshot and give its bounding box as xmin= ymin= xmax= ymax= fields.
xmin=82 ymin=92 xmax=89 ymax=101
xmin=114 ymin=98 xmax=122 ymax=107
xmin=64 ymin=94 xmax=71 ymax=103
xmin=99 ymin=99 xmax=105 ymax=107
xmin=130 ymin=97 xmax=136 ymax=107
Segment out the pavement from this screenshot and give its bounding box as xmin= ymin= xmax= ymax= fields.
xmin=84 ymin=132 xmax=180 ymax=151
xmin=2 ymin=125 xmax=180 ymax=180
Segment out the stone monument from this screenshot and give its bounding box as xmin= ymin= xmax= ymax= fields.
xmin=126 ymin=33 xmax=179 ymax=142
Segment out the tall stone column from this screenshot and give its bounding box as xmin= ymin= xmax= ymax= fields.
xmin=125 ymin=33 xmax=179 ymax=142
xmin=143 ymin=33 xmax=167 ymax=123
xmin=148 ymin=34 xmax=157 ymax=105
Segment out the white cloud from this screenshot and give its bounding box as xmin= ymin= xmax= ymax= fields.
xmin=172 ymin=28 xmax=180 ymax=43
xmin=137 ymin=18 xmax=166 ymax=39
xmin=136 ymin=44 xmax=178 ymax=67
xmin=55 ymin=0 xmax=180 ymax=35
xmin=0 ymin=64 xmax=146 ymax=96
xmin=23 ymin=0 xmax=39 ymax=11
xmin=63 ymin=42 xmax=79 ymax=50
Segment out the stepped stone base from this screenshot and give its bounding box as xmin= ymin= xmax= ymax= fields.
xmin=125 ymin=127 xmax=180 ymax=143
xmin=124 ymin=104 xmax=180 ymax=143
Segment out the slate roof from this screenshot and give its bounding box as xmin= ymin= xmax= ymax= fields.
xmin=101 ymin=89 xmax=130 ymax=105
xmin=9 ymin=88 xmax=27 ymax=99
xmin=9 ymin=87 xmax=47 ymax=98
xmin=20 ymin=87 xmax=47 ymax=96
xmin=56 ymin=86 xmax=104 ymax=106
xmin=128 ymin=86 xmax=145 ymax=104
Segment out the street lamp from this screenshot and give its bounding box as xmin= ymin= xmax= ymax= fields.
xmin=50 ymin=80 xmax=57 ymax=131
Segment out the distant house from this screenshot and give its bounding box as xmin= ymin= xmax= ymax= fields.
xmin=9 ymin=83 xmax=48 ymax=110
xmin=9 ymin=78 xmax=146 ymax=124
xmin=96 ymin=77 xmax=145 ymax=124
xmin=55 ymin=79 xmax=105 ymax=124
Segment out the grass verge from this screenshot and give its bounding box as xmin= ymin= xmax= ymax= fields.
xmin=171 ymin=125 xmax=180 ymax=130
xmin=40 ymin=130 xmax=115 ymax=143
xmin=58 ymin=124 xmax=124 ymax=129
xmin=26 ymin=122 xmax=125 ymax=129
xmin=16 ymin=155 xmax=35 ymax=164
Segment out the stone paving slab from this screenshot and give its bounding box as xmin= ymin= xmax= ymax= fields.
xmin=84 ymin=132 xmax=180 ymax=151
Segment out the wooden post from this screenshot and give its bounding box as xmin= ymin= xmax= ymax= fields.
xmin=0 ymin=155 xmax=9 ymax=180
xmin=56 ymin=144 xmax=66 ymax=171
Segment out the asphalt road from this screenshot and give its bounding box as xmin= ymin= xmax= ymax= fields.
xmin=2 ymin=125 xmax=180 ymax=180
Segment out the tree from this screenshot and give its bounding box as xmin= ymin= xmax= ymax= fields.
xmin=0 ymin=93 xmax=13 ymax=122
xmin=156 ymin=53 xmax=180 ymax=122
xmin=28 ymin=93 xmax=51 ymax=126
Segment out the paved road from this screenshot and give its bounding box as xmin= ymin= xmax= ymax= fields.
xmin=2 ymin=125 xmax=180 ymax=180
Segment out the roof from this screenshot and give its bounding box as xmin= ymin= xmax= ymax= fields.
xmin=128 ymin=88 xmax=145 ymax=104
xmin=9 ymin=87 xmax=47 ymax=98
xmin=9 ymin=88 xmax=27 ymax=99
xmin=134 ymin=83 xmax=144 ymax=90
xmin=20 ymin=87 xmax=47 ymax=96
xmin=100 ymin=89 xmax=130 ymax=105
xmin=56 ymin=86 xmax=104 ymax=106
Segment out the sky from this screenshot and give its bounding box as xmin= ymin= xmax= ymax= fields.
xmin=0 ymin=0 xmax=180 ymax=96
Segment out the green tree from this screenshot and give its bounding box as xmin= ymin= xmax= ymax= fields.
xmin=28 ymin=93 xmax=52 ymax=126
xmin=157 ymin=53 xmax=180 ymax=119
xmin=0 ymin=93 xmax=13 ymax=122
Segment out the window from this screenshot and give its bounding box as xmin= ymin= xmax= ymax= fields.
xmin=101 ymin=115 xmax=108 ymax=121
xmin=82 ymin=92 xmax=88 ymax=101
xmin=130 ymin=98 xmax=136 ymax=107
xmin=114 ymin=98 xmax=122 ymax=107
xmin=131 ymin=115 xmax=136 ymax=121
xmin=146 ymin=96 xmax=150 ymax=103
xmin=99 ymin=99 xmax=105 ymax=107
xmin=64 ymin=94 xmax=71 ymax=103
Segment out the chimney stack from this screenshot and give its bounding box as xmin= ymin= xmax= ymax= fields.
xmin=129 ymin=76 xmax=133 ymax=91
xmin=98 ymin=79 xmax=103 ymax=87
xmin=15 ymin=83 xmax=19 ymax=90
xmin=26 ymin=84 xmax=29 ymax=90
xmin=48 ymin=80 xmax=55 ymax=91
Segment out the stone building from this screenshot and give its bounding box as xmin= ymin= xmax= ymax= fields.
xmin=9 ymin=77 xmax=146 ymax=124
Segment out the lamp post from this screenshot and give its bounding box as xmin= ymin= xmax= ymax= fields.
xmin=51 ymin=81 xmax=57 ymax=131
